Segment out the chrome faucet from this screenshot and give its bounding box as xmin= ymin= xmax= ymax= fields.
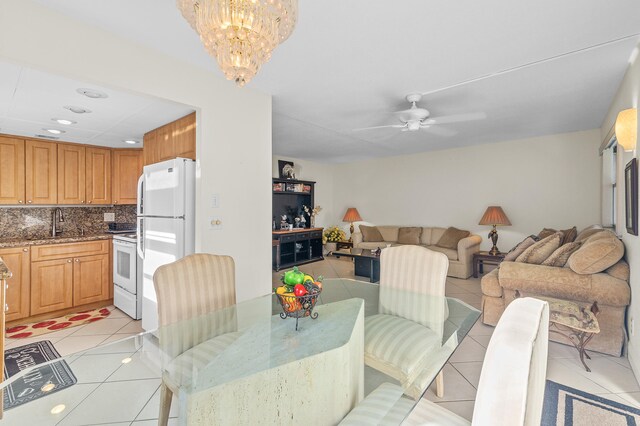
xmin=52 ymin=208 xmax=65 ymax=237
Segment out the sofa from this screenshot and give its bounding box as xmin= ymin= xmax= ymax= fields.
xmin=352 ymin=226 xmax=481 ymax=279
xmin=481 ymin=228 xmax=630 ymax=356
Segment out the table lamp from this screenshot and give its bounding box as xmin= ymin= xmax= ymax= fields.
xmin=342 ymin=208 xmax=363 ymax=242
xmin=478 ymin=206 xmax=511 ymax=255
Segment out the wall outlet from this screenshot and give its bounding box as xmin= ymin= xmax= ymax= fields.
xmin=104 ymin=212 xmax=115 ymax=222
xmin=209 ymin=217 xmax=223 ymax=230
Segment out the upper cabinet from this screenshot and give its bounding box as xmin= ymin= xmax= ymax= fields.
xmin=26 ymin=139 xmax=57 ymax=205
xmin=58 ymin=144 xmax=86 ymax=205
xmin=86 ymin=147 xmax=112 ymax=205
xmin=143 ymin=112 xmax=196 ymax=166
xmin=112 ymin=149 xmax=143 ymax=205
xmin=0 ymin=137 xmax=25 ymax=205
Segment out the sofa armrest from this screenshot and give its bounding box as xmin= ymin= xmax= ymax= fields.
xmin=352 ymin=232 xmax=363 ymax=246
xmin=457 ymin=234 xmax=481 ymax=264
xmin=499 ymin=261 xmax=630 ymax=307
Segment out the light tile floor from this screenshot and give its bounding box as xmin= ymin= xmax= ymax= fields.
xmin=3 ymin=257 xmax=638 ymax=424
xmin=275 ymin=257 xmax=640 ymax=420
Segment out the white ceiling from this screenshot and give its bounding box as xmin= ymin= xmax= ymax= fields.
xmin=0 ymin=60 xmax=194 ymax=148
xmin=33 ymin=0 xmax=640 ymax=162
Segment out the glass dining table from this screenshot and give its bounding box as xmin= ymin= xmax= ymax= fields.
xmin=0 ymin=278 xmax=480 ymax=425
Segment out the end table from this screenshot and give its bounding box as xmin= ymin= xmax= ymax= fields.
xmin=336 ymin=241 xmax=353 ymax=251
xmin=473 ymin=251 xmax=506 ymax=278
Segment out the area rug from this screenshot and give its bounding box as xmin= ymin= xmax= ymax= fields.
xmin=542 ymin=380 xmax=640 ymax=425
xmin=6 ymin=307 xmax=111 ymax=339
xmin=3 ymin=340 xmax=77 ymax=410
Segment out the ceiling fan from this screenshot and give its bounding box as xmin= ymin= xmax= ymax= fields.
xmin=353 ymin=93 xmax=486 ymax=136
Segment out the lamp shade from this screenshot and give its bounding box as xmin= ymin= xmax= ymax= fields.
xmin=615 ymin=108 xmax=637 ymax=152
xmin=479 ymin=206 xmax=511 ymax=226
xmin=342 ymin=208 xmax=363 ymax=222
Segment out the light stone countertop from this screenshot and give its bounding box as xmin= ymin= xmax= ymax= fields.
xmin=0 ymin=233 xmax=113 ymax=249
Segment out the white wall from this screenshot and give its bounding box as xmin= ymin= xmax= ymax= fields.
xmin=271 ymin=156 xmax=335 ymax=228
xmin=0 ymin=0 xmax=273 ymax=301
xmin=331 ymin=130 xmax=602 ymax=252
xmin=601 ymin=43 xmax=640 ymax=376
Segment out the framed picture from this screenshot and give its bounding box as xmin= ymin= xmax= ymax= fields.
xmin=278 ymin=160 xmax=295 ymax=179
xmin=625 ymin=158 xmax=638 ymax=236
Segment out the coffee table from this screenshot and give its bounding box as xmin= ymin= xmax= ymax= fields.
xmin=331 ymin=248 xmax=381 ymax=283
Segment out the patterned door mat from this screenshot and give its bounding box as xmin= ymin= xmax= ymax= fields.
xmin=6 ymin=307 xmax=111 ymax=339
xmin=543 ymin=380 xmax=640 ymax=425
xmin=3 ymin=340 xmax=77 ymax=410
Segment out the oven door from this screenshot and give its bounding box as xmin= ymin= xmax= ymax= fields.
xmin=113 ymin=239 xmax=137 ymax=294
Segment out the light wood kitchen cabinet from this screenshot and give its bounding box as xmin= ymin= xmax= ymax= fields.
xmin=57 ymin=143 xmax=86 ymax=205
xmin=26 ymin=139 xmax=57 ymax=204
xmin=112 ymin=149 xmax=143 ymax=204
xmin=0 ymin=136 xmax=25 ymax=205
xmin=86 ymin=147 xmax=111 ymax=204
xmin=73 ymin=254 xmax=110 ymax=306
xmin=173 ymin=112 xmax=196 ymax=160
xmin=143 ymin=129 xmax=158 ymax=166
xmin=0 ymin=247 xmax=30 ymax=322
xmin=30 ymin=257 xmax=74 ymax=315
xmin=30 ymin=240 xmax=111 ymax=316
xmin=143 ymin=112 xmax=196 ymax=166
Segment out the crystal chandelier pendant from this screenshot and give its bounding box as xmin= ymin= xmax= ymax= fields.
xmin=177 ymin=0 xmax=298 ymax=87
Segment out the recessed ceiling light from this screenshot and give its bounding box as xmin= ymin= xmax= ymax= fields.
xmin=76 ymin=88 xmax=108 ymax=99
xmin=123 ymin=140 xmax=139 ymax=145
xmin=50 ymin=404 xmax=66 ymax=414
xmin=44 ymin=128 xmax=65 ymax=135
xmin=64 ymin=105 xmax=92 ymax=114
xmin=121 ymin=357 xmax=132 ymax=364
xmin=52 ymin=118 xmax=76 ymax=125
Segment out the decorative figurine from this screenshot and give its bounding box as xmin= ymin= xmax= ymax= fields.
xmin=280 ymin=215 xmax=289 ymax=230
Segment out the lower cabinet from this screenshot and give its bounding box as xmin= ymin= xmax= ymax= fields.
xmin=73 ymin=254 xmax=109 ymax=305
xmin=0 ymin=246 xmax=30 ymax=322
xmin=31 ymin=257 xmax=74 ymax=315
xmin=16 ymin=240 xmax=112 ymax=319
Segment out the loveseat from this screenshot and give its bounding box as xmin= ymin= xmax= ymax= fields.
xmin=481 ymin=228 xmax=630 ymax=356
xmin=352 ymin=226 xmax=481 ymax=279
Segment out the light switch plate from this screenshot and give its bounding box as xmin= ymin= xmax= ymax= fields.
xmin=104 ymin=212 xmax=115 ymax=222
xmin=211 ymin=193 xmax=220 ymax=208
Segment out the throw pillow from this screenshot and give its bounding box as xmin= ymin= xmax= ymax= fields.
xmin=537 ymin=228 xmax=558 ymax=240
xmin=436 ymin=227 xmax=470 ymax=250
xmin=567 ymin=233 xmax=624 ymax=274
xmin=515 ymin=232 xmax=562 ymax=264
xmin=562 ymin=226 xmax=578 ymax=245
xmin=606 ymin=260 xmax=630 ymax=282
xmin=397 ymin=227 xmax=423 ymax=245
xmin=541 ymin=241 xmax=582 ymax=267
xmin=503 ymin=235 xmax=540 ymax=261
xmin=360 ymin=225 xmax=384 ymax=242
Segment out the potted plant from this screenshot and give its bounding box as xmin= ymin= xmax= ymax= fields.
xmin=323 ymin=226 xmax=347 ymax=254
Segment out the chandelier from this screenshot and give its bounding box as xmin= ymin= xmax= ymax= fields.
xmin=177 ymin=0 xmax=298 ymax=87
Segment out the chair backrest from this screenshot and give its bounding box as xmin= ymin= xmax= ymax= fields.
xmin=379 ymin=245 xmax=449 ymax=333
xmin=153 ymin=253 xmax=236 ymax=327
xmin=471 ymin=297 xmax=549 ymax=426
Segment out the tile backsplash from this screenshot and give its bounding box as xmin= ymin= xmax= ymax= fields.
xmin=0 ymin=205 xmax=136 ymax=240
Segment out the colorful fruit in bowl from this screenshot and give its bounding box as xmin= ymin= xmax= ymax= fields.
xmin=294 ymin=284 xmax=308 ymax=297
xmin=282 ymin=267 xmax=305 ymax=286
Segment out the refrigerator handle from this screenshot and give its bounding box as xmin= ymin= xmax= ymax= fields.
xmin=137 ymin=174 xmax=144 ymax=216
xmin=137 ymin=217 xmax=144 ymax=259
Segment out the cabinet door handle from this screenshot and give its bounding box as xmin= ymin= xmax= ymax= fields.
xmin=67 ymin=259 xmax=72 ymax=263
xmin=88 ymin=201 xmax=92 ymax=204
xmin=27 ymin=200 xmax=32 ymax=204
xmin=18 ymin=200 xmax=23 ymax=204
xmin=82 ymin=200 xmax=85 ymax=204
xmin=114 ymin=201 xmax=118 ymax=204
xmin=5 ymin=304 xmax=8 ymax=312
xmin=75 ymin=258 xmax=80 ymax=263
xmin=22 ymin=248 xmax=28 ymax=252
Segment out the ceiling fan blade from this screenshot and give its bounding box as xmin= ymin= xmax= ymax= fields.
xmin=424 ymin=112 xmax=487 ymax=125
xmin=421 ymin=125 xmax=457 ymax=137
xmin=352 ymin=124 xmax=405 ymax=132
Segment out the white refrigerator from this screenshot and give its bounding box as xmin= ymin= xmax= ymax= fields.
xmin=137 ymin=158 xmax=196 ymax=331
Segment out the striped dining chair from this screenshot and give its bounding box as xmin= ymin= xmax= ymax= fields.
xmin=154 ymin=253 xmax=236 ymax=426
xmin=364 ymin=245 xmax=449 ymax=399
